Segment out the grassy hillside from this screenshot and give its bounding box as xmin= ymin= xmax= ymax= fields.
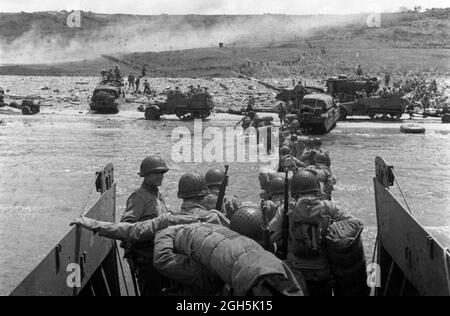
xmin=0 ymin=9 xmax=448 ymax=78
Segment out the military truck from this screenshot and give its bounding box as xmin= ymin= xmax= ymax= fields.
xmin=339 ymin=94 xmax=408 ymax=120
xmin=293 ymin=93 xmax=339 ymax=134
xmin=89 ymin=83 xmax=125 ymax=114
xmin=326 ymin=74 xmax=380 ymax=103
xmin=144 ymin=88 xmax=214 ymax=121
xmin=275 ymin=84 xmax=325 ymax=107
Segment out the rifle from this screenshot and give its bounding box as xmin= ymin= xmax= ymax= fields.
xmin=280 ymin=170 xmax=290 ymax=260
xmin=216 ymin=165 xmax=230 ymax=211
xmin=308 ymin=138 xmax=316 ymax=166
xmin=260 ymin=200 xmax=274 ymax=253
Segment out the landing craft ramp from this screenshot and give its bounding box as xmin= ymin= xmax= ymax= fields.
xmin=10 ymin=164 xmax=120 ymax=296
xmin=374 ymin=157 xmax=450 ymax=296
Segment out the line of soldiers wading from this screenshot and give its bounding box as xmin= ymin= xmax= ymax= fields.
xmin=72 ymin=148 xmax=369 ymax=296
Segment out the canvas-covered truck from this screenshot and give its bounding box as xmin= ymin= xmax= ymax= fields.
xmin=144 ymin=88 xmax=214 ymax=121
xmin=294 ymin=93 xmax=340 ymax=134
xmin=89 ymin=84 xmax=125 ymax=114
xmin=339 ymin=94 xmax=408 ymax=120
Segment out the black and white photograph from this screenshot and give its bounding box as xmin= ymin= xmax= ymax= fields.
xmin=0 ymin=0 xmax=449 ymax=299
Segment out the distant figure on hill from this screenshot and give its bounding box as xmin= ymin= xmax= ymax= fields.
xmin=135 ymin=77 xmax=141 ymax=92
xmin=356 ymin=65 xmax=363 ymax=76
xmin=385 ymin=73 xmax=391 ymax=87
xmin=143 ymin=80 xmax=151 ymax=94
xmin=128 ymin=73 xmax=135 ymax=91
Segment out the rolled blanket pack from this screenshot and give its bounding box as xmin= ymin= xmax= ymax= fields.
xmin=154 ymin=223 xmax=305 ymax=296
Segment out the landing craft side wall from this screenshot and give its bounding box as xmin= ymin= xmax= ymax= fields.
xmin=374 ymin=157 xmax=450 ymax=296
xmin=10 ymin=166 xmax=119 ymax=296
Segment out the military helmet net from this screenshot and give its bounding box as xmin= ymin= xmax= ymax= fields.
xmin=268 ymin=176 xmax=285 ymax=197
xmin=291 ymin=170 xmax=321 ymax=197
xmin=177 ymin=172 xmax=210 ymax=199
xmin=138 ymin=156 xmax=169 ymax=177
xmin=280 ymin=146 xmax=291 ymax=156
xmin=205 ymin=168 xmax=225 ymax=187
xmin=312 ymin=137 xmax=322 ymax=147
xmin=315 ymin=152 xmax=329 ymax=166
xmin=230 ymin=203 xmax=264 ymax=242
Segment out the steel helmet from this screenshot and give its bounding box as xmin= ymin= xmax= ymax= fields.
xmin=138 ymin=156 xmax=169 ymax=177
xmin=312 ymin=137 xmax=322 ymax=148
xmin=315 ymin=152 xmax=329 ymax=166
xmin=205 ymin=168 xmax=225 ymax=187
xmin=280 ymin=146 xmax=291 ymax=156
xmin=291 ymin=170 xmax=321 ymax=197
xmin=230 ymin=203 xmax=264 ymax=242
xmin=268 ymin=176 xmax=285 ymax=197
xmin=177 ymin=172 xmax=209 ymax=199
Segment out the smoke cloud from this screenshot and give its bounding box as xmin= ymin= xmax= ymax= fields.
xmin=0 ymin=13 xmax=366 ymax=65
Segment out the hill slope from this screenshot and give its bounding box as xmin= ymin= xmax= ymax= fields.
xmin=0 ymin=9 xmax=448 ymax=78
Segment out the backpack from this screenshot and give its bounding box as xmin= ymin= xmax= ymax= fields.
xmin=288 ymin=197 xmax=330 ymax=257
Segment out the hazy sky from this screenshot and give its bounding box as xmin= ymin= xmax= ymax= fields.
xmin=1 ymin=0 xmax=448 ymax=15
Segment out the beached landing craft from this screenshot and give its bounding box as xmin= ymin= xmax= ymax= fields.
xmin=374 ymin=157 xmax=450 ymax=296
xmin=10 ymin=164 xmax=121 ymax=296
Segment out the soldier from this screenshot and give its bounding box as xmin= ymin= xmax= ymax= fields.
xmin=106 ymin=69 xmax=114 ymax=81
xmin=101 ymin=70 xmax=108 ymax=82
xmin=293 ymin=82 xmax=306 ymax=102
xmin=356 ymin=64 xmax=363 ymax=76
xmin=384 ymin=73 xmax=391 ymax=87
xmin=269 ymin=170 xmax=355 ymax=296
xmin=128 ymin=72 xmax=135 ymax=91
xmin=114 ymin=65 xmax=122 ymax=81
xmin=135 ymin=76 xmax=141 ymax=92
xmin=119 ymin=156 xmax=170 ymax=296
xmin=174 ymin=172 xmax=230 ymax=226
xmin=262 ymin=175 xmax=288 ymax=223
xmin=306 ymin=153 xmax=336 ymax=200
xmin=277 ymin=102 xmax=287 ymax=124
xmin=203 ymin=168 xmax=241 ymax=219
xmin=279 ymin=146 xmax=305 ymax=172
xmin=234 ymin=112 xmax=254 ymax=130
xmin=0 ymin=87 xmax=5 ymax=106
xmin=290 ymin=119 xmax=301 ymax=134
xmin=246 ymin=95 xmax=256 ymax=112
xmin=143 ymin=80 xmax=151 ymax=94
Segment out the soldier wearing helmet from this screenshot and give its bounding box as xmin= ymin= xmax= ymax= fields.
xmin=300 ymin=138 xmax=331 ymax=167
xmin=289 ymin=119 xmax=301 ymax=134
xmin=175 ymin=172 xmax=230 ymax=226
xmin=306 ymin=152 xmax=336 ymax=200
xmin=261 ymin=175 xmax=290 ymax=223
xmin=229 ymin=202 xmax=264 ymax=244
xmin=203 ymin=168 xmax=242 ymax=219
xmin=119 ymin=155 xmax=170 ymax=296
xmin=71 ymin=171 xmax=230 ymax=296
xmin=269 ymin=170 xmax=354 ymax=296
xmin=279 ymin=146 xmax=305 ymax=172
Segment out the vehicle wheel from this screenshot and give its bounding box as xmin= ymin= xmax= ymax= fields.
xmin=176 ymin=110 xmax=193 ymax=121
xmin=368 ymin=112 xmax=376 ymax=119
xmin=339 ymin=110 xmax=347 ymax=121
xmin=200 ymin=110 xmax=211 ymax=120
xmin=145 ymin=108 xmax=160 ymax=120
xmin=22 ymin=106 xmax=31 ymax=115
